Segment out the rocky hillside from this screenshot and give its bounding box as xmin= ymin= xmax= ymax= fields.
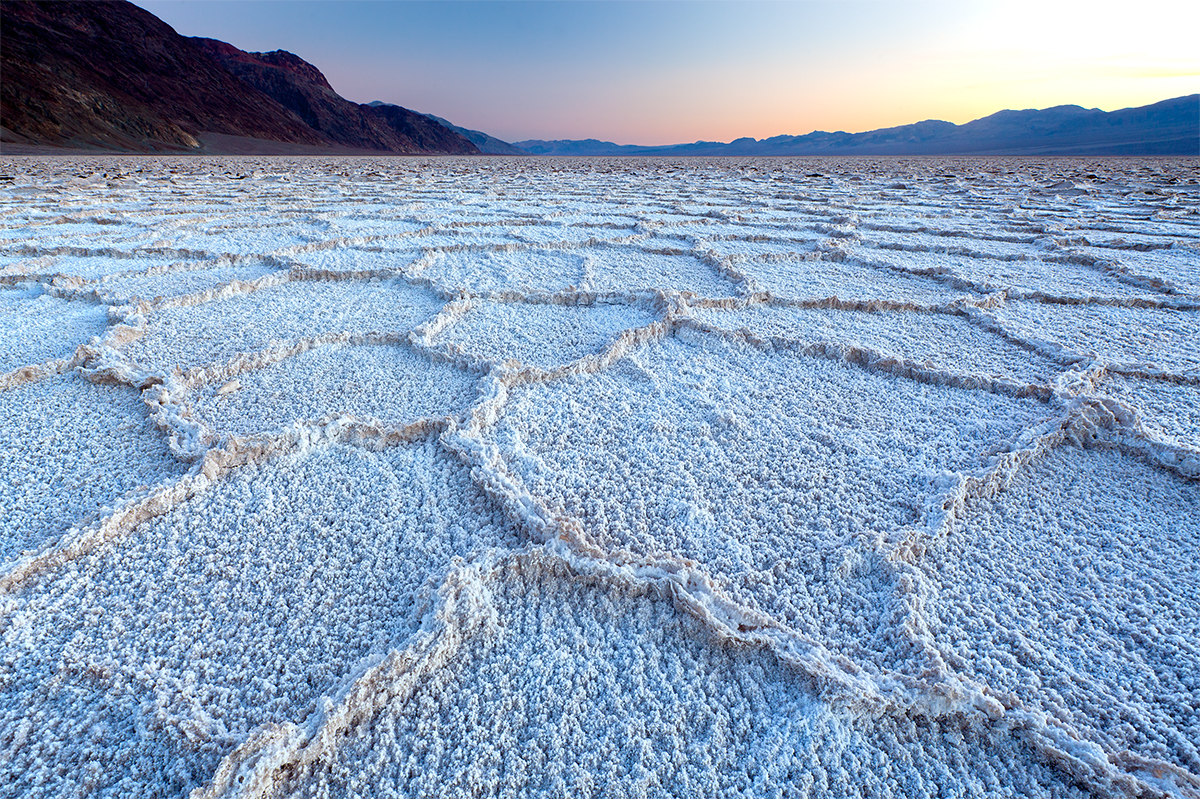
xmin=0 ymin=0 xmax=477 ymax=154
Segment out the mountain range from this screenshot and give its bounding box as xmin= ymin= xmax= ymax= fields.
xmin=516 ymin=96 xmax=1198 ymax=157
xmin=1 ymin=0 xmax=1196 ymax=157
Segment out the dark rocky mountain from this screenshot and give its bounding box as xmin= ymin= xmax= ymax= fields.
xmin=375 ymin=106 xmax=525 ymax=156
xmin=194 ymin=40 xmax=477 ymax=154
xmin=0 ymin=0 xmax=477 ymax=154
xmin=515 ymin=95 xmax=1200 ymax=157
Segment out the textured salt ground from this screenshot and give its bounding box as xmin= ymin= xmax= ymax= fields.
xmin=688 ymin=305 xmax=1063 ymax=385
xmin=121 ymin=278 xmax=444 ymax=375
xmin=990 ymin=301 xmax=1200 ymax=373
xmin=856 ymin=229 xmax=1056 ymax=262
xmin=97 ymin=262 xmax=282 ymax=303
xmin=1096 ymin=374 xmax=1200 ymax=451
xmin=488 ymin=333 xmax=1053 ymax=667
xmin=273 ymin=557 xmax=1088 ymax=799
xmin=735 ymin=254 xmax=973 ymax=306
xmin=582 ymin=246 xmax=737 ymax=297
xmin=921 ymin=445 xmax=1200 ymax=773
xmin=0 ymin=286 xmax=108 ymax=372
xmin=1 ymin=156 xmax=1198 ymax=799
xmin=875 ymin=249 xmax=1157 ymax=300
xmin=421 ymin=248 xmax=588 ymax=295
xmin=0 ymin=253 xmax=195 ymax=281
xmin=191 ymin=342 xmax=478 ymax=439
xmin=1069 ymin=246 xmax=1200 ymax=296
xmin=290 ymin=247 xmax=426 ymax=274
xmin=434 ymin=301 xmax=658 ymax=371
xmin=693 ymin=236 xmax=824 ymax=260
xmin=0 ymin=374 xmax=186 ymax=564
xmin=0 ymin=440 xmax=525 ymax=799
xmin=508 ymin=223 xmax=642 ymax=246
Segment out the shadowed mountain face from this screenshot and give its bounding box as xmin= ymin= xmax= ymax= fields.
xmin=515 ymin=95 xmax=1200 ymax=157
xmin=193 ymin=39 xmax=478 ymax=155
xmin=0 ymin=0 xmax=477 ymax=154
xmin=0 ymin=0 xmax=324 ymax=151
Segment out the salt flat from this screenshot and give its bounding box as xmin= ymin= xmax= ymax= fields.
xmin=1 ymin=156 xmax=1198 ymax=799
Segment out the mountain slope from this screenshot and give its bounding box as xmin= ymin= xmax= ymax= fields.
xmin=0 ymin=0 xmax=325 ymax=151
xmin=0 ymin=0 xmax=478 ymax=154
xmin=515 ymin=95 xmax=1200 ymax=157
xmin=195 ymin=40 xmax=478 ymax=155
xmin=412 ymin=111 xmax=526 ymax=155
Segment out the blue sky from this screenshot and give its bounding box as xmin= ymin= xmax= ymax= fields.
xmin=136 ymin=0 xmax=1200 ymax=145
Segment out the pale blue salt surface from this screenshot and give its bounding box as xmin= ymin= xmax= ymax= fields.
xmin=1 ymin=156 xmax=1196 ymax=799
xmin=875 ymin=249 xmax=1158 ymax=299
xmin=583 ymin=245 xmax=738 ymax=296
xmin=120 ymin=278 xmax=444 ymax=375
xmin=1 ymin=440 xmax=524 ymax=799
xmin=434 ymin=300 xmax=658 ymax=371
xmin=488 ymin=333 xmax=1053 ymax=666
xmin=0 ymin=374 xmax=186 ymax=563
xmin=2 ymin=252 xmax=195 ymax=281
xmin=1070 ymin=245 xmax=1200 ymax=296
xmin=856 ymin=228 xmax=1054 ymax=261
xmin=0 ymin=286 xmax=108 ymax=372
xmin=276 ymin=557 xmax=1088 ymax=799
xmin=990 ymin=300 xmax=1200 ymax=372
xmin=922 ymin=446 xmax=1200 ymax=772
xmin=97 ymin=262 xmax=281 ymax=303
xmin=291 ymin=246 xmax=426 ymax=274
xmin=1098 ymin=373 xmax=1200 ymax=451
xmin=191 ymin=342 xmax=478 ymax=439
xmin=422 ymin=248 xmax=588 ymax=295
xmin=735 ymin=254 xmax=972 ymax=306
xmin=689 ymin=305 xmax=1063 ymax=385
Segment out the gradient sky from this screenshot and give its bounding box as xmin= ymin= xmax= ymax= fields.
xmin=134 ymin=0 xmax=1199 ymax=146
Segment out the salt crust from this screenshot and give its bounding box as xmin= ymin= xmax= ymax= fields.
xmin=433 ymin=300 xmax=658 ymax=371
xmin=0 ymin=156 xmax=1197 ymax=799
xmin=689 ymin=304 xmax=1062 ymax=385
xmin=273 ymin=556 xmax=1088 ymax=799
xmin=120 ymin=278 xmax=444 ymax=374
xmin=489 ymin=333 xmax=1054 ymax=667
xmin=0 ymin=286 xmax=108 ymax=373
xmin=0 ymin=373 xmax=186 ymax=564
xmin=190 ymin=342 xmax=478 ymax=439
xmin=1 ymin=441 xmax=523 ymax=798
xmin=923 ymin=447 xmax=1200 ymax=773
xmin=1098 ymin=374 xmax=1200 ymax=451
xmin=991 ymin=300 xmax=1200 ymax=374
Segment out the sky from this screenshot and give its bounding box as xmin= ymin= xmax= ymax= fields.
xmin=135 ymin=0 xmax=1200 ymax=146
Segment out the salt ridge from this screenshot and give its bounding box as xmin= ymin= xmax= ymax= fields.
xmin=0 ymin=156 xmax=1197 ymax=798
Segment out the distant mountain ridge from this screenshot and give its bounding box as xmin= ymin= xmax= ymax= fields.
xmin=515 ymin=95 xmax=1200 ymax=157
xmin=0 ymin=0 xmax=476 ymax=154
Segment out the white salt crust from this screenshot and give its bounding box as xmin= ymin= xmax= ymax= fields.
xmin=488 ymin=333 xmax=1054 ymax=667
xmin=1 ymin=441 xmax=524 ymax=798
xmin=922 ymin=446 xmax=1200 ymax=773
xmin=0 ymin=287 xmax=108 ymax=373
xmin=689 ymin=304 xmax=1063 ymax=385
xmin=121 ymin=278 xmax=444 ymax=375
xmin=272 ymin=557 xmax=1090 ymax=799
xmin=0 ymin=374 xmax=186 ymax=564
xmin=1 ymin=155 xmax=1197 ymax=799
xmin=433 ymin=300 xmax=659 ymax=371
xmin=191 ymin=342 xmax=478 ymax=439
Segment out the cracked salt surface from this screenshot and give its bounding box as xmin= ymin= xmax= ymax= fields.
xmin=0 ymin=286 xmax=108 ymax=373
xmin=1 ymin=155 xmax=1198 ymax=799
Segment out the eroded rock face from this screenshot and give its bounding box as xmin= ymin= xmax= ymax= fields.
xmin=0 ymin=0 xmax=323 ymax=151
xmin=193 ymin=38 xmax=480 ymax=155
xmin=0 ymin=0 xmax=479 ymax=155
